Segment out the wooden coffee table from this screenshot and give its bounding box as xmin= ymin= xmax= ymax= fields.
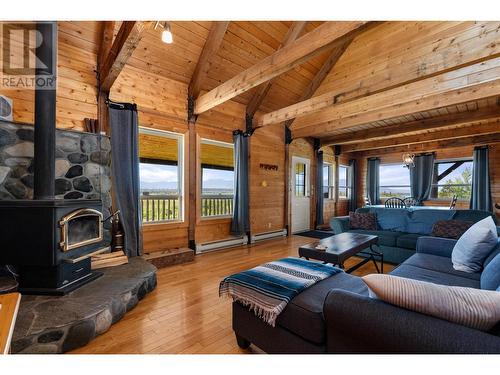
xmin=298 ymin=232 xmax=383 ymax=274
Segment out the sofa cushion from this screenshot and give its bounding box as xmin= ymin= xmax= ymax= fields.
xmin=452 ymin=216 xmax=498 ymax=273
xmin=370 ymin=208 xmax=408 ymax=231
xmin=431 ymin=219 xmax=473 ymax=240
xmin=453 ymin=209 xmax=496 ymax=224
xmin=405 ymin=209 xmax=455 ymax=235
xmin=481 ymin=243 xmax=500 ymax=291
xmin=396 ymin=233 xmax=423 ymax=250
xmin=390 ymin=264 xmax=480 ymax=288
xmin=403 ymin=253 xmax=481 ymax=281
xmin=349 ymin=229 xmax=402 ymax=247
xmin=277 ymin=271 xmax=368 ymax=345
xmin=362 ymin=274 xmax=500 ymax=331
xmin=349 ymin=211 xmax=377 ymax=230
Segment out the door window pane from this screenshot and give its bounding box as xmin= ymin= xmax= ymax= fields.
xmin=295 ymin=163 xmax=306 ymax=197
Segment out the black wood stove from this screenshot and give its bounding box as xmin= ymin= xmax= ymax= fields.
xmin=0 ymin=22 xmax=105 ymax=295
xmin=0 ymin=200 xmax=105 ymax=294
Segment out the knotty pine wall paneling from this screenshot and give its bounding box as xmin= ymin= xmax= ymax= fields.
xmin=249 ymin=123 xmax=286 ymax=235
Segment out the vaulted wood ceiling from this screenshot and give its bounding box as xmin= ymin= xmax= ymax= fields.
xmin=66 ymin=20 xmax=500 ymax=152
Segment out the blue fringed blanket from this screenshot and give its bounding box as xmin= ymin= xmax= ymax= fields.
xmin=219 ymin=257 xmax=341 ymax=326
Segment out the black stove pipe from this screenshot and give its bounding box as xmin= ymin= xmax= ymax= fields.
xmin=33 ymin=22 xmax=57 ymax=200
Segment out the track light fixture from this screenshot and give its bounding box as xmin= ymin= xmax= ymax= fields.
xmin=154 ymin=21 xmax=173 ymax=44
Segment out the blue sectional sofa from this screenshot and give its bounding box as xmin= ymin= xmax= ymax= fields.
xmin=232 ymin=235 xmax=500 ymax=353
xmin=330 ymin=207 xmax=497 ymax=264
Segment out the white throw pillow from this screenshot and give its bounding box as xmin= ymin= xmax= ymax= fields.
xmin=451 ymin=216 xmax=498 ymax=273
xmin=362 ymin=274 xmax=500 ymax=331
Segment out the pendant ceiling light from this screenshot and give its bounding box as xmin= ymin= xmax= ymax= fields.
xmin=155 ymin=21 xmax=173 ymax=44
xmin=402 ymin=152 xmax=415 ymax=168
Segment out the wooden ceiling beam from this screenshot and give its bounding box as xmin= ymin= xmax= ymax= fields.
xmin=256 ymin=53 xmax=500 ymax=130
xmin=321 ymin=106 xmax=500 ymax=146
xmin=100 ymin=21 xmax=147 ymax=92
xmin=246 ymin=21 xmax=307 ymax=118
xmin=282 ymin=35 xmax=355 ymax=130
xmin=98 ymin=21 xmax=116 ymax=71
xmin=194 ymin=21 xmax=368 ymax=115
xmin=284 ymin=57 xmax=500 ymax=138
xmin=354 ymin=132 xmax=500 ymax=158
xmin=189 ymin=21 xmax=230 ymax=99
xmin=341 ymin=120 xmax=500 ymax=152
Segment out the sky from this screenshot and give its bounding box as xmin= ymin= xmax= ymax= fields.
xmin=379 ymin=164 xmax=410 ymax=187
xmin=139 ymin=162 xmax=234 ymax=191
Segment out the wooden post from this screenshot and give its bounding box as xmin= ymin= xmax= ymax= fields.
xmin=187 ymin=97 xmax=197 ymax=250
xmin=284 ymin=126 xmax=292 ymax=235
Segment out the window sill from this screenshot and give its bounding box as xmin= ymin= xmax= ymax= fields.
xmin=142 ymin=220 xmax=185 ymax=227
xmin=200 ymin=215 xmax=232 ymax=221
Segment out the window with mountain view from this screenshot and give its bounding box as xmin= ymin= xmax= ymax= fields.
xmin=323 ymin=163 xmax=334 ymax=199
xmin=379 ymin=164 xmax=411 ymax=199
xmin=430 ymin=159 xmax=473 ymax=200
xmin=139 ymin=129 xmax=183 ymax=223
xmin=201 ymin=139 xmax=234 ymax=217
xmin=339 ymin=165 xmax=349 ymax=198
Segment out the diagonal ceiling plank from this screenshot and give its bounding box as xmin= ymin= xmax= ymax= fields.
xmin=246 ymin=21 xmax=307 ymax=118
xmin=282 ymin=35 xmax=355 ymax=129
xmin=320 ymin=106 xmax=500 ymax=146
xmin=100 ymin=21 xmax=147 ymax=92
xmin=341 ymin=119 xmax=500 ymax=152
xmin=189 ymin=21 xmax=230 ymax=99
xmin=194 ymin=21 xmax=368 ymax=115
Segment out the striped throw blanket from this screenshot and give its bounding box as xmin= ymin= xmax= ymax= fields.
xmin=219 ymin=257 xmax=341 ymax=326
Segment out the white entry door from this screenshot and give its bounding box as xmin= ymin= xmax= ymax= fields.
xmin=291 ymin=156 xmax=311 ymax=233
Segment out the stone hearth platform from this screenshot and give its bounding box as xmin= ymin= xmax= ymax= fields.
xmin=11 ymin=258 xmax=157 ymax=354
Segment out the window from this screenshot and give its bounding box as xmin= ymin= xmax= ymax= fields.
xmin=323 ymin=163 xmax=334 ymax=199
xmin=200 ymin=139 xmax=234 ymax=217
xmin=338 ymin=165 xmax=349 ymax=199
xmin=295 ymin=162 xmax=306 ymax=197
xmin=379 ymin=164 xmax=411 ymax=199
xmin=430 ymin=159 xmax=473 ymax=200
xmin=139 ymin=128 xmax=183 ymax=223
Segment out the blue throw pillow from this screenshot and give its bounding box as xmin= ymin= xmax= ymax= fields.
xmin=452 ymin=217 xmax=498 ymax=273
xmin=480 ymin=241 xmax=500 ymax=290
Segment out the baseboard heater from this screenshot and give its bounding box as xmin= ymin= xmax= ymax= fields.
xmin=196 ymin=235 xmax=249 ymax=254
xmin=250 ymin=229 xmax=287 ymax=244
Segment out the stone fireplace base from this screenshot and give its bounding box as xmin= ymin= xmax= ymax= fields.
xmin=11 ymin=258 xmax=157 ymax=353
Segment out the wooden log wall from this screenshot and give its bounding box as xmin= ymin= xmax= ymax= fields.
xmin=250 ymin=124 xmax=286 ymax=234
xmin=0 ymin=21 xmax=100 ymax=129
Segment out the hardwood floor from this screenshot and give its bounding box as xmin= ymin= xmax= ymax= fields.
xmin=71 ymin=235 xmax=394 ymax=354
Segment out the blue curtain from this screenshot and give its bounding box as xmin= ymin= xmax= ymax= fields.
xmin=231 ymin=131 xmax=250 ymax=236
xmin=470 ymin=146 xmax=492 ymax=211
xmin=109 ymin=102 xmax=142 ymax=257
xmin=315 ymin=150 xmax=324 ymax=226
xmin=366 ymin=158 xmax=380 ymax=205
xmin=348 ymin=159 xmax=357 ymax=212
xmin=410 ymin=153 xmax=435 ymax=205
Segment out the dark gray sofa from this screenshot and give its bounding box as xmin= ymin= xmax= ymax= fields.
xmin=330 ymin=207 xmax=496 ymax=264
xmin=232 ymin=235 xmax=500 ymax=353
